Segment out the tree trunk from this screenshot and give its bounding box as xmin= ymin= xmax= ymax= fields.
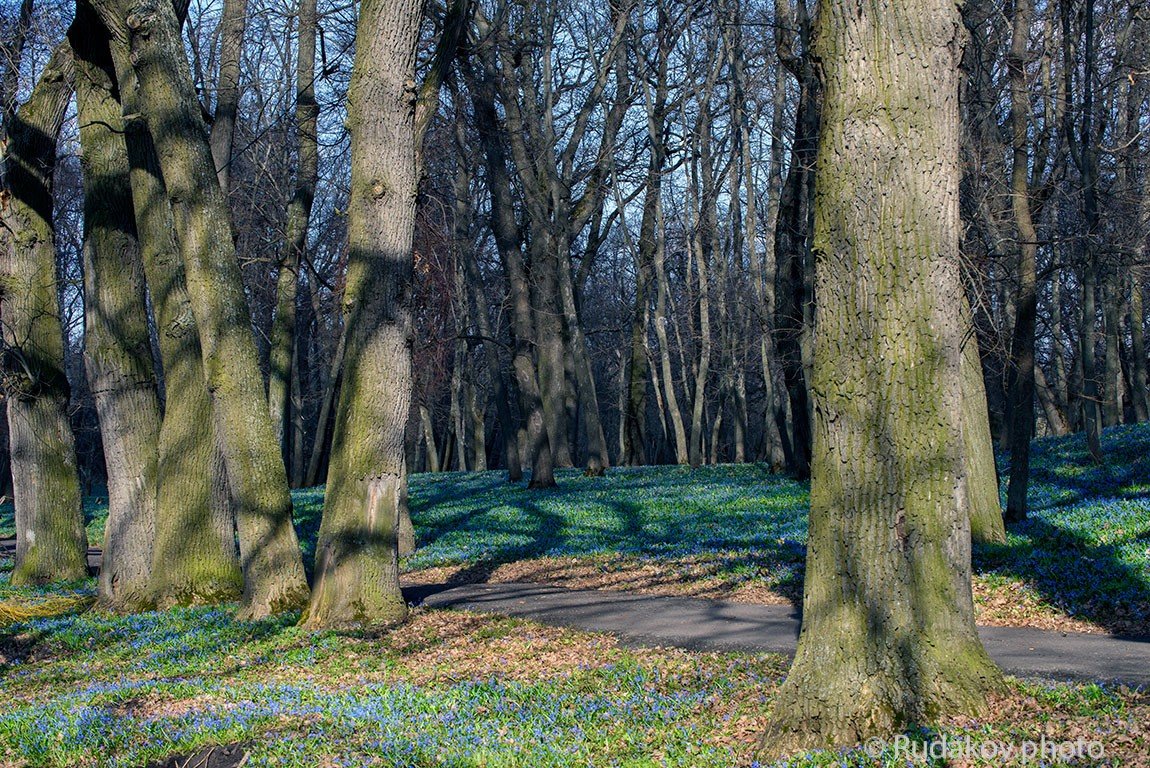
xmin=1 ymin=41 xmax=88 ymax=585
xmin=761 ymin=0 xmax=1003 ymax=752
xmin=1130 ymin=274 xmax=1149 ymax=422
xmin=454 ymin=118 xmax=521 ymax=479
xmin=302 ymin=0 xmax=421 ymax=628
xmin=1004 ymin=0 xmax=1037 ymax=524
xmin=267 ymin=0 xmax=319 ymax=470
xmin=72 ymin=8 xmax=163 ymax=609
xmin=104 ymin=22 xmax=243 ymax=608
xmin=963 ymin=312 xmax=1006 ymax=544
xmin=94 ymin=0 xmax=308 ymax=617
xmin=773 ymin=0 xmax=818 ymax=479
xmin=464 ymin=34 xmax=555 ymax=488
xmin=208 ymin=0 xmax=248 ymax=192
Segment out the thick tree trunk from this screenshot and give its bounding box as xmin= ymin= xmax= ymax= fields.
xmin=302 ymin=0 xmax=421 ymax=628
xmin=1004 ymin=0 xmax=1037 ymax=524
xmin=761 ymin=0 xmax=1003 ymax=752
xmin=94 ymin=0 xmax=308 ymax=617
xmin=267 ymin=0 xmax=319 ymax=471
xmin=1 ymin=41 xmax=89 ymax=586
xmin=72 ymin=9 xmax=163 ymax=609
xmin=105 ymin=24 xmax=243 ymax=607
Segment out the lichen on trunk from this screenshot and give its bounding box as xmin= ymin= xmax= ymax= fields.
xmin=759 ymin=0 xmax=1004 ymax=755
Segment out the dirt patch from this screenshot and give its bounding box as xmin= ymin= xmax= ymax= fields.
xmin=146 ymin=743 xmax=247 ymax=768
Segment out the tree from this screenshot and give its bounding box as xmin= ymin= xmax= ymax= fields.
xmin=71 ymin=2 xmax=164 ymax=609
xmin=267 ymin=0 xmax=319 ymax=484
xmin=760 ymin=0 xmax=1003 ymax=753
xmin=1 ymin=41 xmax=89 ymax=586
xmin=92 ymin=0 xmax=308 ymax=618
xmin=302 ymin=0 xmax=425 ymax=628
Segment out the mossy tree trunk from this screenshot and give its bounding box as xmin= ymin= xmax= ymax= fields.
xmin=267 ymin=0 xmax=318 ymax=482
xmin=93 ymin=0 xmax=308 ymax=618
xmin=759 ymin=0 xmax=1003 ymax=754
xmin=101 ymin=18 xmax=244 ymax=608
xmin=71 ymin=4 xmax=164 ymax=610
xmin=301 ymin=0 xmax=422 ymax=629
xmin=0 ymin=41 xmax=89 ymax=586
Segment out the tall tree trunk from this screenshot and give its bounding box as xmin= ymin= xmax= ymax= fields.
xmin=1069 ymin=0 xmax=1104 ymax=461
xmin=773 ymin=0 xmax=818 ymax=479
xmin=1035 ymin=363 xmax=1070 ymax=435
xmin=303 ymin=0 xmax=422 ymax=628
xmin=454 ymin=119 xmax=521 ymax=479
xmin=72 ymin=9 xmax=163 ymax=609
xmin=1 ymin=41 xmax=88 ymax=585
xmin=652 ymin=192 xmax=690 ymax=464
xmin=464 ymin=34 xmax=555 ymax=488
xmin=1004 ymin=0 xmax=1038 ymax=524
xmin=208 ymin=0 xmax=248 ymax=191
xmin=105 ymin=21 xmax=243 ymax=608
xmin=94 ymin=0 xmax=308 ymax=617
xmin=267 ymin=0 xmax=319 ymax=472
xmin=761 ymin=0 xmax=1003 ymax=752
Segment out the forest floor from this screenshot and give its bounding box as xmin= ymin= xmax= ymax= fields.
xmin=1 ymin=424 xmax=1149 ymax=766
xmin=392 ymin=423 xmax=1150 ymax=638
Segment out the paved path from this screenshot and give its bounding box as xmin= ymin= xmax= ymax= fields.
xmin=405 ymin=582 xmax=1150 ymax=688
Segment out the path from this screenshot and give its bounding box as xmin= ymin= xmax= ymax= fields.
xmin=406 ymin=582 xmax=1150 ymax=687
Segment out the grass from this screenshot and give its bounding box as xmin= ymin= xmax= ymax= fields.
xmin=1 ymin=424 xmax=1149 ymax=765
xmin=1 ymin=602 xmax=1146 ymax=766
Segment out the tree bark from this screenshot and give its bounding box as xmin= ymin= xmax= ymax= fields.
xmin=1004 ymin=0 xmax=1037 ymax=524
xmin=267 ymin=0 xmax=318 ymax=475
xmin=464 ymin=28 xmax=555 ymax=488
xmin=302 ymin=0 xmax=421 ymax=628
xmin=104 ymin=21 xmax=243 ymax=608
xmin=761 ymin=0 xmax=1003 ymax=752
xmin=93 ymin=0 xmax=308 ymax=617
xmin=0 ymin=41 xmax=88 ymax=585
xmin=208 ymin=0 xmax=248 ymax=192
xmin=72 ymin=7 xmax=164 ymax=609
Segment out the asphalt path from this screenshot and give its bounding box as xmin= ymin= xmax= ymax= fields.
xmin=407 ymin=581 xmax=1150 ymax=687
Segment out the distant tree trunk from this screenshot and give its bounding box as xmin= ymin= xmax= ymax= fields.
xmin=1 ymin=41 xmax=88 ymax=585
xmin=303 ymin=0 xmax=422 ymax=628
xmin=1035 ymin=363 xmax=1070 ymax=435
xmin=208 ymin=0 xmax=248 ymax=191
xmin=94 ymin=0 xmax=308 ymax=617
xmin=1004 ymin=0 xmax=1037 ymax=524
xmin=72 ymin=9 xmax=163 ymax=609
xmin=104 ymin=22 xmax=243 ymax=607
xmin=761 ymin=0 xmax=1003 ymax=752
xmin=305 ymin=323 xmax=345 ymax=487
xmin=1069 ymin=0 xmax=1104 ymax=461
xmin=652 ymin=192 xmax=690 ymax=464
xmin=773 ymin=0 xmax=817 ymax=478
xmin=1131 ymin=275 xmax=1149 ymax=422
xmin=453 ymin=116 xmax=521 ymax=479
xmin=464 ymin=32 xmax=555 ymax=488
xmin=964 ymin=312 xmax=1007 ymax=544
xmin=267 ymin=0 xmax=319 ymax=475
